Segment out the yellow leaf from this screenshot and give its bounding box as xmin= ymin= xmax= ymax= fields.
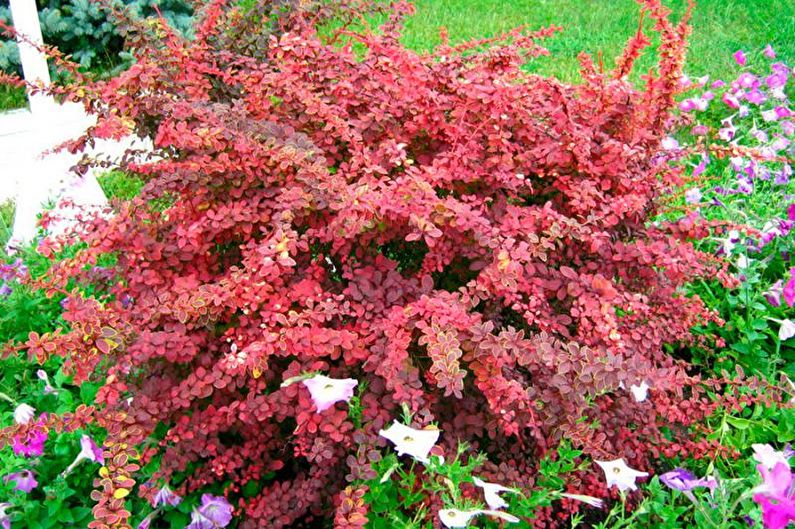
xmin=114 ymin=488 xmax=130 ymax=499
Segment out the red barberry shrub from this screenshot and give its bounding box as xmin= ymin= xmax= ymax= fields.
xmin=1 ymin=0 xmax=787 ymax=527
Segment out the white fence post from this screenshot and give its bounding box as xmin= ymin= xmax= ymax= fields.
xmin=5 ymin=0 xmax=110 ymax=251
xmin=8 ymin=0 xmax=56 ymax=116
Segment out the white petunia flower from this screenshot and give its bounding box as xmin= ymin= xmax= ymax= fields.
xmin=595 ymin=459 xmax=649 ymax=492
xmin=302 ymin=375 xmax=358 ymax=413
xmin=439 ymin=508 xmax=520 ymax=528
xmin=661 ymin=137 xmax=680 ymax=151
xmin=378 ymin=420 xmax=440 ymax=463
xmin=13 ymin=403 xmax=35 ymax=425
xmin=779 ymin=320 xmax=795 ymax=341
xmin=752 ymin=443 xmax=793 ymax=470
xmin=560 ymin=492 xmax=604 ymax=508
xmin=472 ymin=476 xmax=519 ymax=510
xmin=629 ymin=381 xmax=650 ymax=402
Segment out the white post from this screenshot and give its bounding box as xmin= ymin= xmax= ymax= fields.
xmin=8 ymin=0 xmax=55 ymax=116
xmin=5 ymin=0 xmax=110 ymax=251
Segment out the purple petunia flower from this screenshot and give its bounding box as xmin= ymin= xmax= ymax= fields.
xmin=186 ymin=510 xmax=214 ymax=529
xmin=3 ymin=470 xmax=38 ymax=493
xmin=153 ymin=484 xmax=182 ymax=507
xmin=660 ymin=468 xmax=717 ymax=494
xmin=737 ymin=177 xmax=754 ymax=195
xmin=198 ymin=494 xmax=233 ymax=527
xmin=138 ymin=509 xmax=163 ymax=529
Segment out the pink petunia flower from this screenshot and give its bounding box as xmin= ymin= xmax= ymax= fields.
xmin=722 ymin=92 xmax=740 ymax=109
xmin=746 ymin=90 xmax=767 ymax=105
xmin=764 ymin=44 xmax=776 ymax=59
xmin=62 ymin=435 xmax=104 ymax=477
xmin=302 ymin=375 xmax=358 ymax=413
xmin=733 ymin=50 xmax=747 ymax=66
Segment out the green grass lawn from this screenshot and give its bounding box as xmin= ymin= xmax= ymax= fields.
xmin=2 ymin=0 xmax=793 ymax=111
xmin=402 ymin=0 xmax=795 ymax=82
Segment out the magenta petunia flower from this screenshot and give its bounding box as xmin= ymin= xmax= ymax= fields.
xmin=198 ymin=494 xmax=233 ymax=527
xmin=784 ymin=268 xmax=795 ymax=307
xmin=11 ymin=422 xmax=47 ymax=458
xmin=153 ymin=483 xmax=182 ymax=507
xmin=753 ymin=463 xmax=795 ymax=529
xmin=3 ymin=470 xmax=38 ymax=493
xmin=734 ymin=50 xmax=747 ymax=66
